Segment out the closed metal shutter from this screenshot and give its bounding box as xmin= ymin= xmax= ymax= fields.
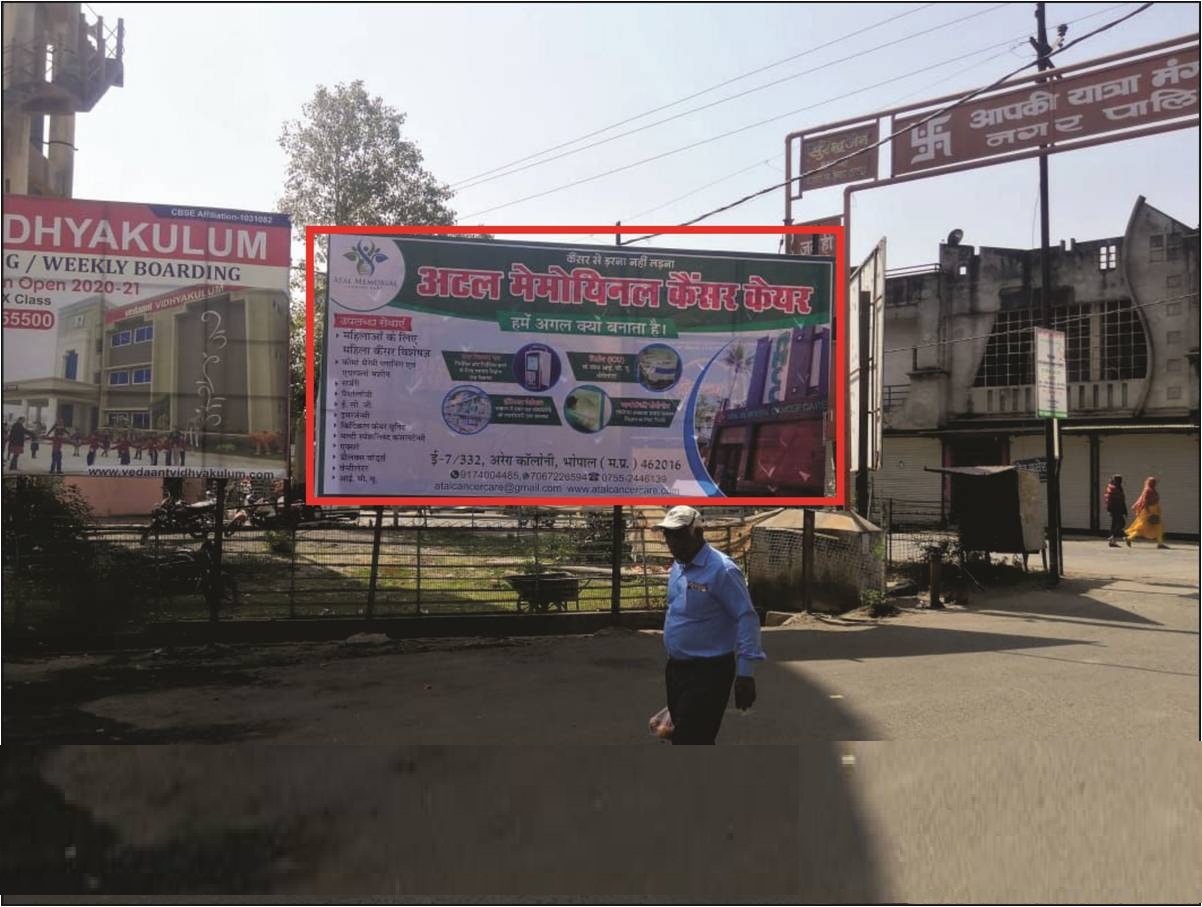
xmin=1010 ymin=432 xmax=1092 ymax=532
xmin=874 ymin=436 xmax=943 ymax=521
xmin=1100 ymin=433 xmax=1199 ymax=536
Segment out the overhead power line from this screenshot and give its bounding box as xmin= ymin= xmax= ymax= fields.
xmin=453 ymin=2 xmax=1008 ymax=194
xmin=593 ymin=3 xmax=1133 ymax=243
xmin=461 ymin=3 xmax=1145 ymax=224
xmin=449 ymin=3 xmax=936 ymax=189
xmin=577 ymin=158 xmax=777 ymax=243
xmin=460 ymin=40 xmax=1025 ymax=221
xmin=618 ymin=2 xmax=1156 ymax=246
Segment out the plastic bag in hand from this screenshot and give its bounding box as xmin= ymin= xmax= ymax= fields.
xmin=648 ymin=706 xmax=674 ymax=739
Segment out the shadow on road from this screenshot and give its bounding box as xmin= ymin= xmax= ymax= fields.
xmin=3 ymin=653 xmax=284 ymax=747
xmin=1 ymin=635 xmax=896 ymax=901
xmin=1 ymin=746 xmax=306 ymax=896
xmin=763 ymin=619 xmax=1092 ymax=662
xmin=963 ymin=576 xmax=1200 ymax=636
xmin=0 ymin=605 xmax=1150 ymax=900
xmin=1 ymin=739 xmax=888 ymax=903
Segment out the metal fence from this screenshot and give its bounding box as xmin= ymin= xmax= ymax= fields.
xmin=3 ymin=507 xmax=758 ymax=627
xmin=875 ymin=498 xmax=958 ymax=575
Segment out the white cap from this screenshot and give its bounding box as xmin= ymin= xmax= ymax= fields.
xmin=657 ymin=505 xmax=703 ymax=531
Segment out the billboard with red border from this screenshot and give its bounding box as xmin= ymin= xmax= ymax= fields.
xmin=306 ymin=225 xmax=846 ymax=508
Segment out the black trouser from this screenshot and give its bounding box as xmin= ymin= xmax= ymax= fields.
xmin=665 ymin=653 xmax=736 ymax=745
xmin=1108 ymin=510 xmax=1125 ymax=539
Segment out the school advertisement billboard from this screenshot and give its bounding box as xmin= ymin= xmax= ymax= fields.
xmin=2 ymin=196 xmax=291 ymax=479
xmin=317 ymin=234 xmax=835 ymax=502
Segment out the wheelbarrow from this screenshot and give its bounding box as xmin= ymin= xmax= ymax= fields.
xmin=504 ymin=571 xmax=587 ymax=612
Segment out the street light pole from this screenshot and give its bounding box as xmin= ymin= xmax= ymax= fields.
xmin=1035 ymin=1 xmax=1063 ymax=583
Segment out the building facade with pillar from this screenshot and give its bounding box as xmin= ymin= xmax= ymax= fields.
xmin=875 ymin=196 xmax=1200 ymax=537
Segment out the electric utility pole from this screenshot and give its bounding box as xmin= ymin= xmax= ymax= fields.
xmin=1034 ymin=2 xmax=1063 ymax=583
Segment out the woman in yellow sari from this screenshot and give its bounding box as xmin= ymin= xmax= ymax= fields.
xmin=1125 ymin=476 xmax=1168 ymax=548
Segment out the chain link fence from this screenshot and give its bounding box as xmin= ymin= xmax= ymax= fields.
xmin=3 ymin=507 xmax=763 ymax=629
xmin=879 ymin=499 xmax=956 ymax=564
xmin=871 ymin=498 xmax=958 ymax=585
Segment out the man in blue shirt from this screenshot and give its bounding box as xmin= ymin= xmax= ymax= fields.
xmin=659 ymin=505 xmax=765 ymax=744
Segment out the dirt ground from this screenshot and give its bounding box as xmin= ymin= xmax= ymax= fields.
xmin=2 ymin=537 xmax=1199 ymax=901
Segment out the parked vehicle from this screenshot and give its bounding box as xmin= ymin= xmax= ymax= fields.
xmin=141 ymin=538 xmax=238 ymax=609
xmin=516 ymin=506 xmax=557 ymax=529
xmin=141 ymin=495 xmax=218 ymax=543
xmin=226 ymin=491 xmax=359 ymax=531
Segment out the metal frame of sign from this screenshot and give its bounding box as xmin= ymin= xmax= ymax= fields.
xmin=784 ymin=32 xmax=1200 ymax=502
xmin=785 ymin=33 xmax=1200 ymax=219
xmin=305 ymin=223 xmax=848 ymax=508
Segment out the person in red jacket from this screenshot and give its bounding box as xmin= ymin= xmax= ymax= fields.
xmin=7 ymin=418 xmax=28 ymax=470
xmin=1103 ymin=475 xmax=1127 ymax=547
xmin=115 ymin=432 xmax=132 ymax=466
xmin=145 ymin=433 xmax=160 ymax=466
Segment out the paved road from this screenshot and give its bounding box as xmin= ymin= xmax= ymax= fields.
xmin=3 ymin=537 xmax=1198 ymax=901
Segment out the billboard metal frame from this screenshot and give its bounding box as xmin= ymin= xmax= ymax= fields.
xmin=305 ymin=224 xmax=847 ymax=509
xmin=784 ymin=32 xmax=1200 ymax=509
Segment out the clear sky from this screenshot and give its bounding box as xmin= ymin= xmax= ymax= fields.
xmin=74 ymin=2 xmax=1200 ymax=269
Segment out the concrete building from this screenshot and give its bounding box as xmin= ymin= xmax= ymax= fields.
xmin=2 ymin=296 xmax=105 ymax=432
xmin=874 ymin=196 xmax=1200 ymax=537
xmin=4 ymin=288 xmax=289 ymax=444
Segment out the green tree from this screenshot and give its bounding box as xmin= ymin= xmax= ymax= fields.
xmin=278 ymin=80 xmax=460 ymax=424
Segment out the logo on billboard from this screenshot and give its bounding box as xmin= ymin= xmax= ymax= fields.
xmin=330 ymin=237 xmax=405 ymax=311
xmin=345 ymin=239 xmax=390 ymax=275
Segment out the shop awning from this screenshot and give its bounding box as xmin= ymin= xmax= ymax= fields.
xmin=923 ymin=465 xmax=1018 ymax=477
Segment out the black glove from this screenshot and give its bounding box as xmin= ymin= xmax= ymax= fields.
xmin=734 ymin=676 xmax=756 ymax=711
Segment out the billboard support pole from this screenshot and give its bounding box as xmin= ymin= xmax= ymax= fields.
xmin=856 ymin=289 xmax=872 ymax=516
xmin=611 ymin=225 xmax=624 ymax=619
xmin=1035 ymin=2 xmax=1062 ymax=584
xmin=611 ymin=507 xmax=624 ymax=619
xmin=843 ymin=186 xmax=854 ymax=509
xmin=801 ymin=508 xmax=815 ymax=613
xmin=367 ymin=505 xmax=383 ymax=619
xmin=208 ymin=478 xmax=227 ymax=624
